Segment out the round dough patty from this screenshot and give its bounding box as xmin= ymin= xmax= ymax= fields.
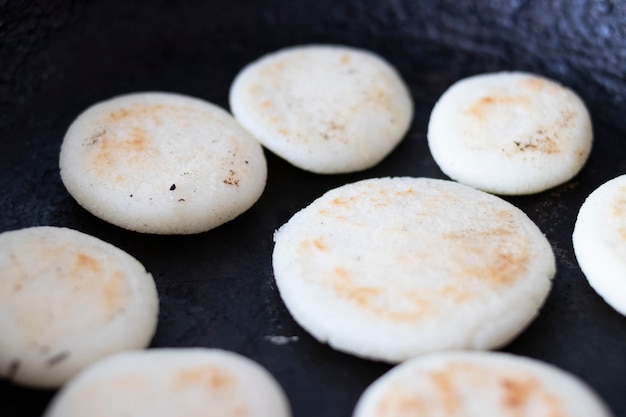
xmin=573 ymin=174 xmax=626 ymax=315
xmin=229 ymin=44 xmax=414 ymax=174
xmin=60 ymin=92 xmax=267 ymax=234
xmin=272 ymin=177 xmax=555 ymax=362
xmin=44 ymin=348 xmax=292 ymax=417
xmin=0 ymin=226 xmax=158 ymax=388
xmin=353 ymin=351 xmax=613 ymax=417
xmin=427 ymin=71 xmax=592 ymax=195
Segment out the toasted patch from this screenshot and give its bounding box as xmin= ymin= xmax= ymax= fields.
xmin=573 ymin=174 xmax=626 ymax=315
xmin=229 ymin=44 xmax=414 ymax=174
xmin=60 ymin=92 xmax=267 ymax=234
xmin=0 ymin=227 xmax=158 ymax=388
xmin=272 ymin=177 xmax=555 ymax=362
xmin=44 ymin=348 xmax=292 ymax=417
xmin=427 ymin=72 xmax=592 ymax=195
xmin=353 ymin=351 xmax=612 ymax=417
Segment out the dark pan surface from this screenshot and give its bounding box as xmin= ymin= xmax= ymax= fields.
xmin=1 ymin=1 xmax=625 ymax=416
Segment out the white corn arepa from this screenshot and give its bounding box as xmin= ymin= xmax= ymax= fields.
xmin=229 ymin=44 xmax=413 ymax=174
xmin=60 ymin=92 xmax=267 ymax=234
xmin=0 ymin=226 xmax=158 ymax=388
xmin=44 ymin=348 xmax=292 ymax=417
xmin=353 ymin=350 xmax=613 ymax=417
xmin=272 ymin=177 xmax=555 ymax=362
xmin=573 ymin=174 xmax=626 ymax=315
xmin=427 ymin=71 xmax=592 ymax=195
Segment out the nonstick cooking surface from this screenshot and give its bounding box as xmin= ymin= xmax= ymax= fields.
xmin=1 ymin=1 xmax=625 ymax=416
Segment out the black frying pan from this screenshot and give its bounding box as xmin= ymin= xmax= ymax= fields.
xmin=1 ymin=1 xmax=625 ymax=416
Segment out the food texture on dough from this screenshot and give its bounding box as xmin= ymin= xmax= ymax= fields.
xmin=230 ymin=44 xmax=414 ymax=174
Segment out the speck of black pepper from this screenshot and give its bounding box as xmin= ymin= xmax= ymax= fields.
xmin=178 ymin=199 xmax=185 ymax=202
xmin=130 ymin=194 xmax=133 ymax=198
xmin=170 ymin=184 xmax=176 ymax=191
xmin=245 ymin=160 xmax=249 ymax=164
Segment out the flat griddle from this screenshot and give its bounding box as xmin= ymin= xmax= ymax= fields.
xmin=1 ymin=1 xmax=625 ymax=416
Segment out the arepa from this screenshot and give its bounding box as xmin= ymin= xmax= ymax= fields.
xmin=427 ymin=71 xmax=592 ymax=195
xmin=272 ymin=177 xmax=555 ymax=362
xmin=229 ymin=44 xmax=413 ymax=174
xmin=60 ymin=92 xmax=267 ymax=234
xmin=353 ymin=351 xmax=613 ymax=417
xmin=573 ymin=174 xmax=626 ymax=315
xmin=0 ymin=226 xmax=158 ymax=388
xmin=44 ymin=348 xmax=292 ymax=417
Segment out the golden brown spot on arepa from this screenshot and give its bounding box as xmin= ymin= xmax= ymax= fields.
xmin=107 ymin=103 xmax=167 ymax=123
xmin=437 ymin=285 xmax=473 ymax=303
xmin=500 ymin=375 xmax=566 ymax=416
xmin=461 ymin=246 xmax=529 ymax=287
xmin=613 ymin=186 xmax=626 ymax=217
xmin=71 ymin=249 xmax=127 ymax=315
xmin=331 ymin=267 xmax=381 ymax=308
xmin=363 ymin=87 xmax=392 ymax=111
xmin=443 ymin=216 xmax=529 ymax=288
xmin=429 ymin=368 xmax=462 ymax=414
xmin=501 ymin=377 xmax=537 ymax=410
xmin=258 ymin=60 xmax=286 ymax=78
xmin=312 ymin=237 xmax=328 ymax=252
xmin=75 ymin=252 xmax=101 ymax=274
xmin=88 ymin=125 xmax=157 ymax=178
xmin=101 ymin=269 xmax=128 ymax=315
xmin=395 ymin=187 xmax=414 ymax=197
xmin=173 ymin=365 xmax=236 ymax=392
xmin=334 ymin=266 xmax=350 ymax=280
xmin=376 ymin=386 xmax=428 ymax=415
xmin=126 ymin=126 xmax=151 ymax=153
xmin=68 ymin=249 xmax=100 ymax=280
xmin=467 ymin=95 xmax=531 ymax=122
xmin=330 ymin=195 xmax=358 ymax=208
xmin=523 ymin=76 xmax=550 ymax=92
xmin=233 ymin=405 xmax=250 ymax=417
xmin=329 ymin=267 xmax=432 ymax=322
xmin=298 ymin=237 xmax=330 ymax=252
